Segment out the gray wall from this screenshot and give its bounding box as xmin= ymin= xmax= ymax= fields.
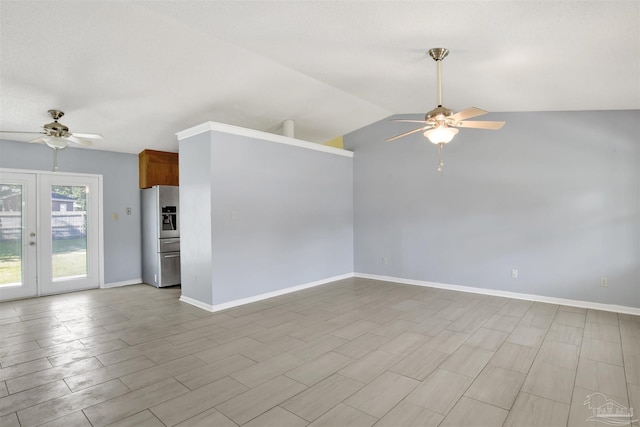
xmin=179 ymin=130 xmax=354 ymax=306
xmin=344 ymin=110 xmax=640 ymax=307
xmin=178 ymin=133 xmax=213 ymax=305
xmin=0 ymin=139 xmax=141 ymax=284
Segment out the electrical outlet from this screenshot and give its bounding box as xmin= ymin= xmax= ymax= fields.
xmin=600 ymin=277 xmax=608 ymax=287
xmin=112 ymin=212 xmax=118 ymax=221
xmin=511 ymin=268 xmax=518 ymax=278
xmin=382 ymin=256 xmax=389 ymax=265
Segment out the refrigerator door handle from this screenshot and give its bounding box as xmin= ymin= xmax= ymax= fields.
xmin=162 ymin=254 xmax=180 ymax=258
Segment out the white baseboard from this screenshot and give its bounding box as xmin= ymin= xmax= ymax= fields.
xmin=177 ymin=271 xmax=640 ymax=316
xmin=101 ymin=279 xmax=142 ymax=289
xmin=179 ymin=295 xmax=216 ymax=312
xmin=179 ymin=273 xmax=354 ymax=313
xmin=355 ymin=273 xmax=640 ymax=316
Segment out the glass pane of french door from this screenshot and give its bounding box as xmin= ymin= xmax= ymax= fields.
xmin=0 ymin=184 xmax=23 ymax=285
xmin=39 ymin=174 xmax=100 ymax=295
xmin=51 ymin=184 xmax=88 ymax=281
xmin=0 ymin=172 xmax=37 ymax=301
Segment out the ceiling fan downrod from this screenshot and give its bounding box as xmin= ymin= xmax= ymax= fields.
xmin=429 ymin=48 xmax=449 ymax=107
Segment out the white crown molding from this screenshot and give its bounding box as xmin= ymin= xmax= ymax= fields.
xmin=175 ymin=121 xmax=353 ymax=158
xmin=179 ymin=273 xmax=354 ymax=313
xmin=355 ymin=273 xmax=640 ymax=316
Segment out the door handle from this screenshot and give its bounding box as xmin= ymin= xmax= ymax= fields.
xmin=162 ymin=254 xmax=180 ymax=258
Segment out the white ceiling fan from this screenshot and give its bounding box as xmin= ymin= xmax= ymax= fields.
xmin=387 ymin=48 xmax=505 ymax=171
xmin=0 ymin=109 xmax=103 ymax=171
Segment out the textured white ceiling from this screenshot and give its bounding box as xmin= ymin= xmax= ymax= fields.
xmin=1 ymin=1 xmax=638 ymax=154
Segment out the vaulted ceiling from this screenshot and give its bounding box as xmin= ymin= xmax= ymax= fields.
xmin=1 ymin=1 xmax=638 ymax=154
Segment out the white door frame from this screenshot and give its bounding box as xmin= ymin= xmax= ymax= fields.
xmin=0 ymin=168 xmax=104 ymax=299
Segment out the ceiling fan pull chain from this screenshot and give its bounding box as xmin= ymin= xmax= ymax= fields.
xmin=53 ymin=147 xmax=59 ymax=172
xmin=437 ymin=142 xmax=445 ymax=172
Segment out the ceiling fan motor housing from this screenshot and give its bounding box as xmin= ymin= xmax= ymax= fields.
xmin=425 ymin=106 xmax=455 ymax=122
xmin=43 ymin=121 xmax=69 ymax=138
xmin=43 ymin=110 xmax=70 ymax=137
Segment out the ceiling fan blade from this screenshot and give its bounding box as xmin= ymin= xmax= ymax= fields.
xmin=386 ymin=126 xmax=430 ymax=142
xmin=30 ymin=136 xmax=46 ymax=143
xmin=391 ymin=119 xmax=430 ymax=124
xmin=456 ymin=120 xmax=505 ymax=130
xmin=71 ymin=132 xmax=103 ymax=140
xmin=0 ymin=130 xmax=45 ymax=135
xmin=65 ymin=135 xmax=93 ymax=146
xmin=450 ymin=107 xmax=488 ymax=122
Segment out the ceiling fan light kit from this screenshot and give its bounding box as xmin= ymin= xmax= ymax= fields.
xmin=424 ymin=126 xmax=458 ymax=144
xmin=33 ymin=135 xmax=68 ymax=150
xmin=0 ymin=109 xmax=103 ymax=171
xmin=387 ymin=48 xmax=505 ymax=171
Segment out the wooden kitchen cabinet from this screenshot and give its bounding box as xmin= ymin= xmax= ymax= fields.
xmin=139 ymin=149 xmax=179 ymax=189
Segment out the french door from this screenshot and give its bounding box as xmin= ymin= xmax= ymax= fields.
xmin=0 ymin=170 xmax=102 ymax=301
xmin=0 ymin=172 xmax=37 ymax=300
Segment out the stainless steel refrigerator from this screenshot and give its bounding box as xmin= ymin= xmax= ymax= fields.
xmin=141 ymin=185 xmax=180 ymax=287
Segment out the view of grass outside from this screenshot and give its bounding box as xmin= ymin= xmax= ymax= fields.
xmin=0 ymin=239 xmax=22 ymax=285
xmin=0 ymin=239 xmax=87 ymax=286
xmin=0 ymin=183 xmax=88 ymax=287
xmin=52 ymin=238 xmax=87 ymax=279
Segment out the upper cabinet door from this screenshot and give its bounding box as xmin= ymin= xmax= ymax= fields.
xmin=139 ymin=149 xmax=179 ymax=189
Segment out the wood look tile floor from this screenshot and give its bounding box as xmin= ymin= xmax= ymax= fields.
xmin=1 ymin=277 xmax=640 ymax=426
